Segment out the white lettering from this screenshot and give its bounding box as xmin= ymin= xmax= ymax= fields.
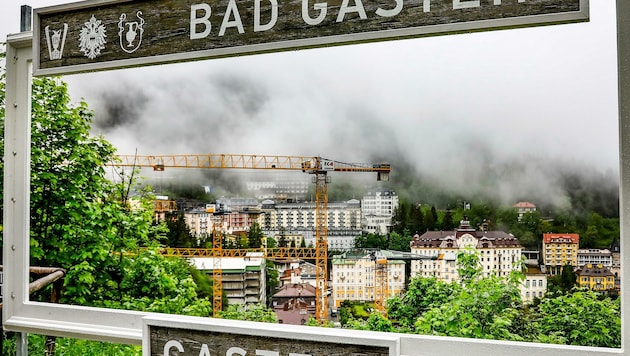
xmin=453 ymin=0 xmax=480 ymax=9
xmin=375 ymin=0 xmax=402 ymax=17
xmin=219 ymin=0 xmax=245 ymax=36
xmin=163 ymin=340 xmax=184 ymax=355
xmin=199 ymin=344 xmax=211 ymax=356
xmin=336 ymin=0 xmax=367 ymax=22
xmin=190 ymin=3 xmax=212 ymax=39
xmin=302 ymin=0 xmax=327 ymax=25
xmin=227 ymin=347 xmax=247 ymax=356
xmin=256 ymin=351 xmax=279 ymax=356
xmin=254 ymin=0 xmax=278 ymax=32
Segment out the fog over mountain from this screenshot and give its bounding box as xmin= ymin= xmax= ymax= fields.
xmin=61 ymin=3 xmax=619 ymax=215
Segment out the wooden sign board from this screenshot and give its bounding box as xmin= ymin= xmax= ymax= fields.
xmin=34 ymin=0 xmax=588 ymax=76
xmin=143 ymin=315 xmax=399 ymax=356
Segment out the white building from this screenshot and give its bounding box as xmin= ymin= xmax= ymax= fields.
xmin=189 ymin=253 xmax=266 ymax=305
xmin=361 ymin=191 xmax=398 ymax=234
xmin=577 ymin=248 xmax=613 ymax=268
xmin=330 ymin=250 xmax=406 ymax=308
xmin=259 ymin=199 xmax=362 ymax=249
xmin=183 ymin=209 xmax=260 ymax=237
xmin=410 ymin=218 xmax=523 ymax=282
xmin=521 ymin=267 xmax=547 ymax=303
xmin=245 ymin=175 xmax=309 ymax=202
xmin=513 ymin=201 xmax=537 ymax=221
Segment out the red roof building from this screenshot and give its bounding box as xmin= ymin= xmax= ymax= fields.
xmin=542 ymin=233 xmax=580 ymax=275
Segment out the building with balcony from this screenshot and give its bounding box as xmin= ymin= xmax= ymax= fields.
xmin=189 ymin=253 xmax=266 ymax=305
xmin=542 ymin=233 xmax=579 ymax=275
xmin=409 ymin=218 xmax=522 ymax=282
xmin=330 ymin=249 xmax=406 ymax=308
xmin=577 ymin=248 xmax=612 ymax=268
xmin=259 ymin=199 xmax=362 ymax=249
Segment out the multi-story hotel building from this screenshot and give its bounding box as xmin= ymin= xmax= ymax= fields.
xmin=259 ymin=199 xmax=362 ymax=249
xmin=330 ymin=250 xmax=406 ymax=308
xmin=542 ymin=233 xmax=579 ymax=275
xmin=361 ymin=191 xmax=398 ymax=234
xmin=409 ymin=218 xmax=523 ymax=282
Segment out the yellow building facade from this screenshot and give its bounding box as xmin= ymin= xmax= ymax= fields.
xmin=576 ymin=263 xmax=615 ymax=291
xmin=542 ymin=233 xmax=579 ymax=275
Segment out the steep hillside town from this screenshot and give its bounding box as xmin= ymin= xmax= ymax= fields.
xmin=155 ymin=190 xmax=621 ymax=324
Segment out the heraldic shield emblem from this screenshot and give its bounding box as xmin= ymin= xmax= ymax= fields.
xmin=118 ymin=11 xmax=145 ymax=54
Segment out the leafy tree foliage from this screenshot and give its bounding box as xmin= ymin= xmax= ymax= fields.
xmin=354 ymin=232 xmax=387 ymax=249
xmin=440 ymin=209 xmax=455 ymax=230
xmin=218 ymin=304 xmax=277 ymax=322
xmin=0 ymin=75 xmax=215 ymax=318
xmin=531 ymin=290 xmax=621 ymax=347
xmin=165 ymin=212 xmax=196 ymax=247
xmin=386 ymin=231 xmax=411 ymax=252
xmin=547 ymin=265 xmax=577 ymax=294
xmin=414 ymin=275 xmax=524 ymax=341
xmin=387 ymin=277 xmax=457 ymax=331
xmin=248 ymin=222 xmax=264 ymax=248
xmin=265 ymin=260 xmax=279 ymax=304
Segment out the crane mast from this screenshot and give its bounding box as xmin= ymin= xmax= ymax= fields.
xmin=114 ymin=153 xmax=390 ymax=321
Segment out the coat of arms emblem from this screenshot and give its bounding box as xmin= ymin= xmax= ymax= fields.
xmin=118 ymin=11 xmax=145 ymax=54
xmin=79 ymin=15 xmax=107 ymax=59
xmin=45 ymin=24 xmax=68 ymax=60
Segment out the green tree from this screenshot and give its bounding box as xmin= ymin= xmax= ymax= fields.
xmin=25 ymin=76 xmax=138 ymax=305
xmin=165 ymin=212 xmax=195 ymax=247
xmin=456 ymin=248 xmax=482 ymax=284
xmin=547 ymin=265 xmax=577 ymax=294
xmin=218 ymin=304 xmax=277 ymax=322
xmin=531 ymin=290 xmax=620 ymax=347
xmin=440 ymin=209 xmax=455 ymax=231
xmin=110 ymin=248 xmax=212 ymax=316
xmin=422 ymin=206 xmax=436 ymax=231
xmin=387 ymin=276 xmax=457 ymax=330
xmin=387 ymin=231 xmax=411 ymax=252
xmin=409 ymin=203 xmax=424 ymax=234
xmin=265 ymin=260 xmax=279 ymax=304
xmin=265 ymin=236 xmax=277 ymax=248
xmin=354 ymin=232 xmax=387 ymax=249
xmin=414 ymin=274 xmax=524 ymax=341
xmin=248 ymin=222 xmax=264 ymax=248
xmin=0 ymin=75 xmax=215 ymax=317
xmin=391 ymin=202 xmax=410 ymax=234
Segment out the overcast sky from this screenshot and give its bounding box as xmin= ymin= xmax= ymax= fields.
xmin=1 ymin=1 xmax=621 ymax=206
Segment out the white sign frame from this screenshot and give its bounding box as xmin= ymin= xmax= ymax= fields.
xmin=2 ymin=1 xmax=629 ymax=356
xmin=143 ymin=315 xmax=400 ymax=356
xmin=31 ymin=0 xmax=589 ymax=76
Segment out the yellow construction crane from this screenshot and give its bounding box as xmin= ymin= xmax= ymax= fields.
xmin=366 ymin=250 xmax=443 ymax=315
xmin=115 ymin=153 xmax=391 ymax=321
